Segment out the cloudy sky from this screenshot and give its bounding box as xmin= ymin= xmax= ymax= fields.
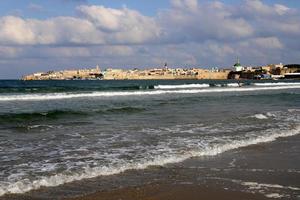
xmin=0 ymin=0 xmax=299 ymax=79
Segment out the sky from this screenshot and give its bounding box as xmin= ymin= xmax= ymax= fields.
xmin=0 ymin=0 xmax=300 ymax=79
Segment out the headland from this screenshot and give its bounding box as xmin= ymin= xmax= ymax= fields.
xmin=21 ymin=61 xmax=300 ymax=81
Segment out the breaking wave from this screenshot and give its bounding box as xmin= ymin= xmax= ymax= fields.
xmin=0 ymin=85 xmax=299 ymax=101
xmin=253 ymin=114 xmax=268 ymax=119
xmin=254 ymin=82 xmax=300 ymax=86
xmin=0 ymin=124 xmax=299 ymax=196
xmin=226 ymin=83 xmax=240 ymax=87
xmin=154 ymin=84 xmax=210 ymax=89
xmin=1 ymin=81 xmax=299 ymax=95
xmin=0 ymin=85 xmax=155 ymax=94
xmin=240 ymin=181 xmax=300 ymax=191
xmin=155 ymin=82 xmax=300 ymax=89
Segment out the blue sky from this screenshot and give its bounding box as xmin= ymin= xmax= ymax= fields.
xmin=0 ymin=0 xmax=170 ymax=18
xmin=0 ymin=0 xmax=299 ymax=79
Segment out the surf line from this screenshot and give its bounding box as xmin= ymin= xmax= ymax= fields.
xmin=0 ymin=124 xmax=299 ymax=196
xmin=0 ymin=85 xmax=299 ymax=101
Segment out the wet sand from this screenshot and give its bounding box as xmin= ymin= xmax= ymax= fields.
xmin=69 ymin=183 xmax=268 ymax=200
xmin=67 ymin=135 xmax=300 ymax=200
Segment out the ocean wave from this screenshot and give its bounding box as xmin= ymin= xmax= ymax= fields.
xmin=240 ymin=181 xmax=300 ymax=191
xmin=0 ymin=87 xmax=80 ymax=94
xmin=265 ymin=193 xmax=286 ymax=199
xmin=154 ymin=83 xmax=243 ymax=89
xmin=0 ymin=124 xmax=299 ymax=196
xmin=0 ymin=107 xmax=146 ymax=124
xmin=0 ymin=110 xmax=86 ymax=123
xmin=105 ymin=107 xmax=146 ymax=113
xmin=0 ymin=85 xmax=155 ymax=94
xmin=254 ymin=82 xmax=300 ymax=86
xmin=0 ymin=85 xmax=299 ymax=101
xmin=154 ymin=84 xmax=210 ymax=89
xmin=1 ymin=82 xmax=299 ymax=95
xmin=27 ymin=124 xmax=56 ymax=130
xmin=253 ymin=114 xmax=269 ymax=119
xmin=226 ymin=83 xmax=240 ymax=87
xmin=154 ymin=82 xmax=300 ymax=89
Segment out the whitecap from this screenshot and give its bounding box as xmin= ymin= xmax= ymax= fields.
xmin=0 ymin=85 xmax=299 ymax=101
xmin=154 ymin=84 xmax=210 ymax=89
xmin=254 ymin=82 xmax=300 ymax=86
xmin=227 ymin=83 xmax=240 ymax=87
xmin=253 ymin=114 xmax=268 ymax=119
xmin=241 ymin=181 xmax=300 ymax=191
xmin=265 ymin=193 xmax=286 ymax=198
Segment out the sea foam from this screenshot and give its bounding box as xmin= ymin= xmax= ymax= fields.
xmin=227 ymin=83 xmax=240 ymax=87
xmin=154 ymin=84 xmax=210 ymax=89
xmin=0 ymin=85 xmax=299 ymax=102
xmin=241 ymin=181 xmax=300 ymax=191
xmin=253 ymin=114 xmax=268 ymax=119
xmin=0 ymin=124 xmax=299 ymax=196
xmin=254 ymin=82 xmax=300 ymax=86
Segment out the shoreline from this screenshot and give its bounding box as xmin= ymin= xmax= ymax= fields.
xmin=2 ymin=134 xmax=298 ymax=200
xmin=66 ymin=135 xmax=300 ymax=200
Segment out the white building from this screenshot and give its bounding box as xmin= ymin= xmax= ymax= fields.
xmin=233 ymin=57 xmax=244 ymax=72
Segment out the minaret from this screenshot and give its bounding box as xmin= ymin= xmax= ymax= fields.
xmin=236 ymin=57 xmax=240 ymax=65
xmin=233 ymin=57 xmax=243 ymax=72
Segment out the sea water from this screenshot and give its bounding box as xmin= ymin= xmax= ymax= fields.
xmin=0 ymin=79 xmax=299 ymax=197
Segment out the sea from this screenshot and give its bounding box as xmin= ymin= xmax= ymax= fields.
xmin=0 ymin=79 xmax=299 ymax=199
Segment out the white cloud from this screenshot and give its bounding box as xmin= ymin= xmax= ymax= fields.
xmin=159 ymin=0 xmax=254 ymax=43
xmin=0 ymin=1 xmax=298 ymax=47
xmin=244 ymin=0 xmax=290 ymax=16
xmin=0 ymin=16 xmax=103 ymax=45
xmin=77 ymin=5 xmax=124 ymax=32
xmin=274 ymin=4 xmax=290 ymax=15
xmin=252 ymin=37 xmax=283 ymax=49
xmin=171 ymin=0 xmax=198 ymax=11
xmin=245 ymin=0 xmax=271 ymax=15
xmin=0 ymin=16 xmax=36 ymax=45
xmin=77 ymin=5 xmax=161 ymax=44
xmin=0 ymin=6 xmax=160 ymax=46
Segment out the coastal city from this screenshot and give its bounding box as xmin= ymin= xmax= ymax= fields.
xmin=22 ymin=59 xmax=300 ymax=80
xmin=1 ymin=0 xmax=300 ymax=200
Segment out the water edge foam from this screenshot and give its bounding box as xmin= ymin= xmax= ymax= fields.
xmin=0 ymin=124 xmax=299 ymax=196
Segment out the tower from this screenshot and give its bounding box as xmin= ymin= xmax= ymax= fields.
xmin=96 ymin=65 xmax=100 ymax=72
xmin=233 ymin=57 xmax=243 ymax=72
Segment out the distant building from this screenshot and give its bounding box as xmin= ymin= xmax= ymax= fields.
xmin=233 ymin=57 xmax=244 ymax=72
xmin=282 ymin=64 xmax=300 ymax=79
xmin=22 ymin=66 xmax=102 ymax=80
